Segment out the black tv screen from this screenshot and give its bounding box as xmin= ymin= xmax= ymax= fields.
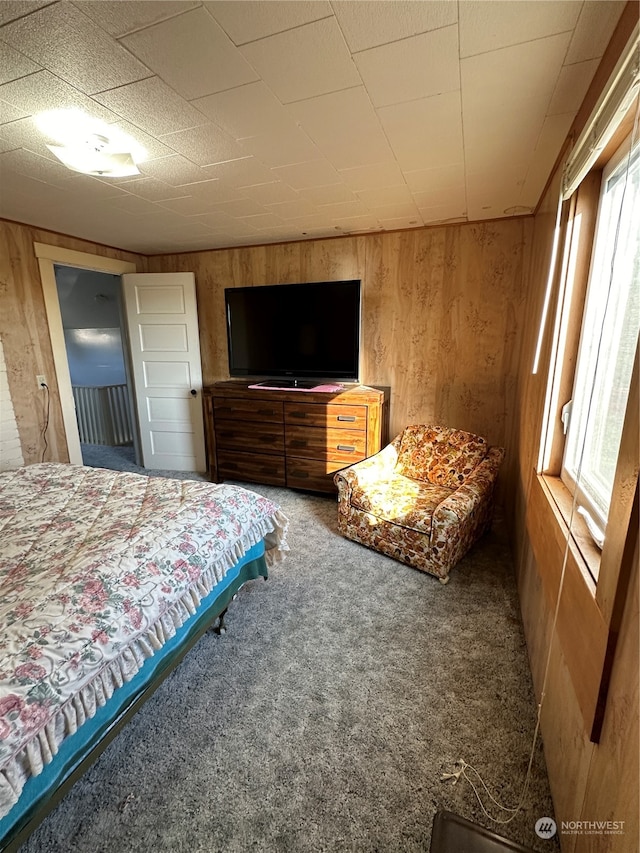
xmin=225 ymin=280 xmax=361 ymax=383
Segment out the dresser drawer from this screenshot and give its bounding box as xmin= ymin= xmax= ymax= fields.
xmin=217 ymin=450 xmax=285 ymax=486
xmin=214 ymin=396 xmax=283 ymax=423
xmin=285 ymin=425 xmax=366 ymax=463
xmin=284 ymin=402 xmax=367 ymax=430
xmin=216 ymin=420 xmax=284 ymax=454
xmin=286 ymin=457 xmax=345 ymax=492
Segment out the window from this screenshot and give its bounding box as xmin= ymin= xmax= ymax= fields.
xmin=561 ymin=138 xmax=640 ymax=546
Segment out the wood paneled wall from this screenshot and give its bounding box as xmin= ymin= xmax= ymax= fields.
xmin=0 ymin=219 xmax=144 ymax=465
xmin=505 ymin=5 xmax=639 ymax=848
xmin=148 ymin=218 xmax=532 ymax=469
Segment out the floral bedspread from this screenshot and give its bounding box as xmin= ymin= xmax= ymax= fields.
xmin=0 ymin=463 xmax=289 ymax=819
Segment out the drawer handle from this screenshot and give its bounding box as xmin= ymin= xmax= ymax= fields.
xmin=290 ymin=411 xmax=307 ymax=418
xmin=337 ymin=415 xmax=356 ymax=422
xmin=290 ymin=439 xmax=307 ymax=448
xmin=337 ymin=445 xmax=356 ymax=452
xmin=258 ymin=409 xmax=276 ymax=416
xmin=291 ymin=470 xmax=309 ymax=479
xmin=224 ymin=462 xmax=238 ymax=470
xmin=258 ymin=435 xmax=277 ymax=443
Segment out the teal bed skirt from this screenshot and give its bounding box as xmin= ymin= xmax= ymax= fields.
xmin=0 ymin=542 xmax=268 ymax=852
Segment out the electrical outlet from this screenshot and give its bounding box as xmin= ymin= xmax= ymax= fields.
xmin=36 ymin=374 xmax=47 ymax=390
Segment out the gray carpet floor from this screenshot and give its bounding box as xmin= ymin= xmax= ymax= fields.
xmin=18 ymin=445 xmax=558 ymax=852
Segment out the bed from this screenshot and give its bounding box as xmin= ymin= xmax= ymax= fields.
xmin=0 ymin=463 xmax=288 ymax=851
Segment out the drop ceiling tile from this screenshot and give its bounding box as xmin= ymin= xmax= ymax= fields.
xmin=0 ymin=71 xmax=120 ymax=124
xmin=205 ymin=197 xmax=267 ymax=217
xmin=109 ymin=176 xmax=188 ymax=202
xmin=192 ymin=81 xmax=294 ymax=139
xmin=0 ymin=2 xmax=50 ymax=26
xmin=0 ymin=42 xmax=41 ymax=85
xmin=202 ymin=156 xmax=275 ymax=187
xmin=0 ymin=147 xmax=72 ymax=184
xmin=298 ymin=183 xmax=357 ymax=205
xmin=106 ymin=119 xmax=176 ymax=161
xmin=354 ymin=25 xmax=459 ymax=108
xmin=237 ymin=212 xmax=286 ymax=230
xmin=377 ymin=91 xmax=463 ymax=171
xmin=465 ymin=172 xmax=525 ymax=219
xmin=0 ymin=98 xmax=26 ymax=123
xmin=461 ymin=33 xmax=572 ymax=111
xmin=138 ymin=153 xmax=214 ymax=186
xmin=160 ymin=123 xmax=245 ymax=167
xmin=413 ymin=184 xmax=466 ymax=210
xmin=459 ymin=1 xmax=580 ymax=59
xmin=519 ymin=112 xmax=574 ymax=208
xmin=316 ymin=199 xmax=370 ymax=219
xmin=463 ymin=96 xmax=547 ymax=175
xmin=0 ymin=2 xmax=151 ymax=95
xmin=238 ymin=127 xmax=320 ymax=168
xmin=418 ymin=204 xmax=467 ymax=225
xmin=95 ymin=77 xmax=208 ymax=137
xmin=289 ymin=86 xmax=374 ymax=139
xmin=60 ymin=174 xmax=130 ymax=200
xmin=378 ymin=214 xmax=424 ymax=230
xmin=178 ymin=179 xmax=245 ymax=204
xmin=0 ymin=116 xmax=61 ymax=157
xmin=271 ymin=159 xmax=342 ymax=190
xmin=338 ymin=161 xmax=405 ymax=191
xmin=316 ymin=132 xmax=396 ymax=171
xmin=157 ymin=195 xmax=228 ymax=216
xmin=355 ymin=185 xmax=413 ymax=208
xmin=332 ymin=214 xmax=381 ymax=233
xmin=263 ymin=198 xmax=319 ymax=220
xmin=205 ymin=1 xmax=332 ymax=46
xmin=73 ymin=1 xmax=199 ymax=38
xmin=0 ymin=135 xmax=16 ymax=153
xmin=403 ymin=163 xmax=465 ymax=194
xmin=239 ymin=18 xmax=362 ymax=105
xmin=189 ymin=210 xmax=236 ymax=230
xmin=121 ymin=7 xmax=257 ymax=101
xmin=240 ymin=181 xmax=301 ymax=204
xmin=565 ymin=1 xmax=627 ymax=64
xmin=369 ymin=201 xmax=421 ymax=221
xmin=548 ymin=59 xmax=600 ymax=116
xmin=333 ymin=0 xmax=457 ymax=53
xmin=288 ymin=86 xmax=396 ymax=169
xmin=106 ymin=194 xmax=163 ymax=216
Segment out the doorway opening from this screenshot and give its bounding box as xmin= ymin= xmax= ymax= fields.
xmin=54 ymin=264 xmax=140 ymax=471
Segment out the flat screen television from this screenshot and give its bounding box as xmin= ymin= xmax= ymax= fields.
xmin=225 ymin=280 xmax=361 ymax=386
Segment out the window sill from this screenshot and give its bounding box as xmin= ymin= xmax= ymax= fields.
xmin=540 ymin=474 xmax=601 ymax=586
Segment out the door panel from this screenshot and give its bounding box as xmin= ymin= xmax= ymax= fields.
xmin=122 ymin=272 xmax=205 ymax=472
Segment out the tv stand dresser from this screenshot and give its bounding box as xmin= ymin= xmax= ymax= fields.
xmin=203 ymin=381 xmax=389 ymax=493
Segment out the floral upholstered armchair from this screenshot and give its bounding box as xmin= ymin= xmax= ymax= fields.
xmin=334 ymin=425 xmax=505 ymax=584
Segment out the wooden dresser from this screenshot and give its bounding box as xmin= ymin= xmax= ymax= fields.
xmin=203 ymin=381 xmax=389 ymax=493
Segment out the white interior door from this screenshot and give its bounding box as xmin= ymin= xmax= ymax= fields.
xmin=122 ymin=272 xmax=206 ymax=472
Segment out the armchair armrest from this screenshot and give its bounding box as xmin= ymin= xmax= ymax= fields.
xmin=334 ymin=435 xmax=402 ymax=493
xmin=431 ymin=446 xmax=505 ymax=526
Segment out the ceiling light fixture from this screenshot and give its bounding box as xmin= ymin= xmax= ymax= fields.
xmin=47 ymin=133 xmax=140 ymax=177
xmin=36 ymin=109 xmax=145 ymax=177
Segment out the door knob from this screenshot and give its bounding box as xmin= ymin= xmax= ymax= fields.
xmin=190 ymin=389 xmax=197 ymax=396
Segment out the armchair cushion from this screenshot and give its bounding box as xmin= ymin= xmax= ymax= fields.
xmin=350 ymin=473 xmax=453 ymax=535
xmin=396 ymin=425 xmax=488 ymax=488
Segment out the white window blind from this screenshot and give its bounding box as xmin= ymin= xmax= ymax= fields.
xmin=562 ymin=25 xmax=640 ymax=201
